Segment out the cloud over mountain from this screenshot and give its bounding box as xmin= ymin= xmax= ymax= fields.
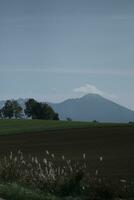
xmin=74 ymin=84 xmax=103 ymax=95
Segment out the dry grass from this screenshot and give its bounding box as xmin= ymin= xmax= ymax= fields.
xmin=0 ymin=151 xmax=133 ymax=199
xmin=0 ymin=150 xmax=87 ymax=195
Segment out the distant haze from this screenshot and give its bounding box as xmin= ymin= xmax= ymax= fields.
xmin=0 ymin=0 xmax=134 ymax=110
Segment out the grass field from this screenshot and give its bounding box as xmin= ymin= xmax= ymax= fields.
xmin=0 ymin=119 xmax=93 ymax=135
xmin=0 ymin=119 xmax=134 ymax=181
xmin=0 ymin=119 xmax=129 ymax=135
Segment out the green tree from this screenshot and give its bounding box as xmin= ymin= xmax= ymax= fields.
xmin=2 ymin=100 xmax=14 ymax=119
xmin=25 ymin=99 xmax=59 ymax=120
xmin=0 ymin=109 xmax=3 ymax=119
xmin=66 ymin=117 xmax=72 ymax=121
xmin=25 ymin=99 xmax=39 ymax=119
xmin=2 ymin=100 xmax=23 ymax=119
xmin=42 ymin=103 xmax=59 ymax=120
xmin=12 ymin=101 xmax=23 ymax=119
xmin=53 ymin=113 xmax=59 ymax=120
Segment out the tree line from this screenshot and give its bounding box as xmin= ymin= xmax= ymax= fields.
xmin=0 ymin=99 xmax=59 ymax=120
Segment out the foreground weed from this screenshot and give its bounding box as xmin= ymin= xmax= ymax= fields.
xmin=0 ymin=151 xmax=133 ymax=199
xmin=0 ymin=151 xmax=86 ymax=196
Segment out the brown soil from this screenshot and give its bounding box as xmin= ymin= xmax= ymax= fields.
xmin=0 ymin=126 xmax=134 ymax=180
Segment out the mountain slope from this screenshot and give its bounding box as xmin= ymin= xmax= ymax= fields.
xmin=49 ymin=94 xmax=134 ymax=123
xmin=0 ymin=94 xmax=134 ymax=122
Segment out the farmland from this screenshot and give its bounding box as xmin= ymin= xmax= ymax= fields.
xmin=0 ymin=119 xmax=134 ymax=181
xmin=0 ymin=119 xmax=127 ymax=135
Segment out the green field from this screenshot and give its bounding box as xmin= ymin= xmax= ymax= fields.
xmin=0 ymin=119 xmax=94 ymax=135
xmin=0 ymin=119 xmax=130 ymax=135
xmin=0 ymin=119 xmax=92 ymax=135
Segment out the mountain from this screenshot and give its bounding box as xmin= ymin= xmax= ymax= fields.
xmin=0 ymin=94 xmax=134 ymax=123
xmin=49 ymin=94 xmax=134 ymax=123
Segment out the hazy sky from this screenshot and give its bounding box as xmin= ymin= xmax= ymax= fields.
xmin=0 ymin=0 xmax=134 ymax=110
